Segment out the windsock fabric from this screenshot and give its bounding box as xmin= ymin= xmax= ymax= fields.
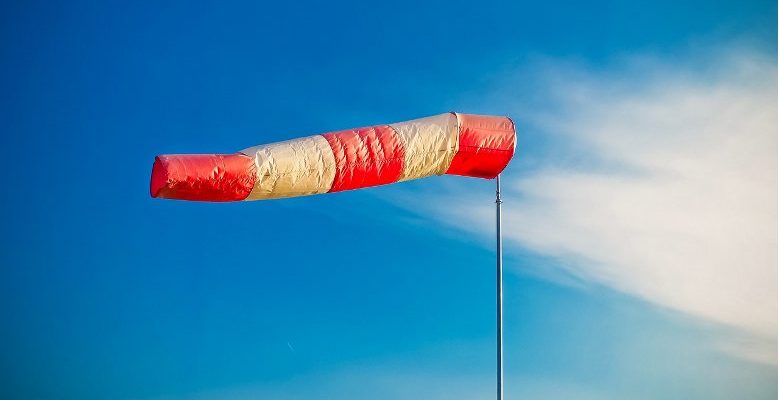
xmin=150 ymin=112 xmax=516 ymax=202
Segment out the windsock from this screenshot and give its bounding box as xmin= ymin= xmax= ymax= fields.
xmin=150 ymin=112 xmax=516 ymax=202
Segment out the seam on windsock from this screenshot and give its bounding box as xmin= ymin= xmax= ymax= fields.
xmin=439 ymin=111 xmax=462 ymax=174
xmin=385 ymin=123 xmax=405 ymax=181
xmin=320 ymin=133 xmax=339 ymax=192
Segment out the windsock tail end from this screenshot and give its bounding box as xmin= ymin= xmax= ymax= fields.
xmin=150 ymin=154 xmax=256 ymax=202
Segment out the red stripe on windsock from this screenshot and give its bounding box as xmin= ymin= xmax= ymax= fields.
xmin=446 ymin=114 xmax=516 ymax=179
xmin=323 ymin=125 xmax=405 ymax=192
xmin=150 ymin=154 xmax=256 ymax=201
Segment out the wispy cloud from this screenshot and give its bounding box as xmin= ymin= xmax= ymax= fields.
xmin=397 ymin=46 xmax=777 ymax=364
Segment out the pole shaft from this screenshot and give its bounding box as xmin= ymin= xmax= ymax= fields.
xmin=496 ymin=175 xmax=504 ymax=400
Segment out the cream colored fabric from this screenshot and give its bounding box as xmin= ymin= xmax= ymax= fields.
xmin=241 ymin=135 xmax=336 ymax=200
xmin=390 ymin=113 xmax=459 ymax=181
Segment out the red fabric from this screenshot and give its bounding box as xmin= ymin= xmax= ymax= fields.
xmin=323 ymin=125 xmax=405 ymax=192
xmin=446 ymin=114 xmax=516 ymax=179
xmin=150 ymin=154 xmax=256 ymax=201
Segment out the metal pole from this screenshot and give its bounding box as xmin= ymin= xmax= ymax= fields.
xmin=496 ymin=174 xmax=504 ymax=400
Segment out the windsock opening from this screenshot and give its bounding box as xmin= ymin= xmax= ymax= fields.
xmin=150 ymin=154 xmax=257 ymax=201
xmin=445 ymin=113 xmax=516 ymax=179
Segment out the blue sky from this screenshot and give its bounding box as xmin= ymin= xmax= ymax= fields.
xmin=0 ymin=1 xmax=776 ymax=399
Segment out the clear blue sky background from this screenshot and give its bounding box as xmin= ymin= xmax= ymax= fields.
xmin=0 ymin=1 xmax=776 ymax=399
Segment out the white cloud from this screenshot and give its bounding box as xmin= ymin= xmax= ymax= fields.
xmin=403 ymin=47 xmax=777 ymax=364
